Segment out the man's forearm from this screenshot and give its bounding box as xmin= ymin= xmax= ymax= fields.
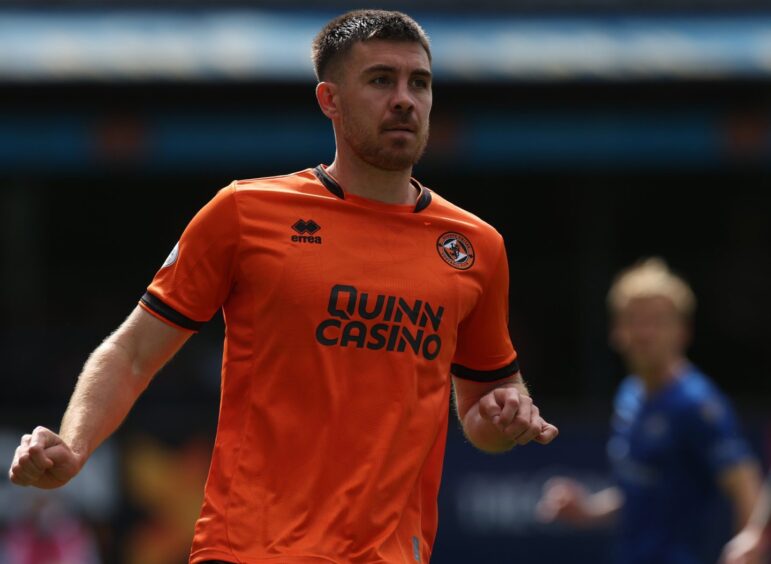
xmin=585 ymin=487 xmax=623 ymax=525
xmin=720 ymin=461 xmax=764 ymax=531
xmin=60 ymin=335 xmax=155 ymax=462
xmin=8 ymin=307 xmax=189 ymax=489
xmin=747 ymin=476 xmax=771 ymax=531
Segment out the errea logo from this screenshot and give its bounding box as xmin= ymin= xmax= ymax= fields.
xmin=291 ymin=219 xmax=322 ymax=244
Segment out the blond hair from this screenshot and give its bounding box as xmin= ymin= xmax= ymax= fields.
xmin=607 ymin=257 xmax=696 ymax=318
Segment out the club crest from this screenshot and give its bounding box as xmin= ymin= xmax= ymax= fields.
xmin=436 ymin=232 xmax=475 ymax=270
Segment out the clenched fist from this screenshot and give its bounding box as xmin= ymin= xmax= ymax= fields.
xmin=8 ymin=426 xmax=83 ymax=489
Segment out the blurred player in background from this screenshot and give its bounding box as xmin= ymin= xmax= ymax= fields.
xmin=536 ymin=257 xmax=761 ymax=564
xmin=7 ymin=8 xmax=557 ymax=564
xmin=721 ymin=470 xmax=771 ymax=564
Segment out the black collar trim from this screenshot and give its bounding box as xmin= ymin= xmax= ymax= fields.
xmin=414 ymin=183 xmax=432 ymax=212
xmin=313 ymin=165 xmax=432 ymax=213
xmin=313 ymin=165 xmax=345 ymax=199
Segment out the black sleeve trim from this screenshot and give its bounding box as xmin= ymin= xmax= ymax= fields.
xmin=140 ymin=292 xmax=205 ymax=331
xmin=451 ymin=358 xmax=520 ymax=382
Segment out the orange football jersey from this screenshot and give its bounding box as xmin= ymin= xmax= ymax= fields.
xmin=139 ymin=166 xmax=519 ymax=564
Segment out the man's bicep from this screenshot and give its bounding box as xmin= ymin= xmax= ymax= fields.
xmin=685 ymin=397 xmax=755 ymax=473
xmin=110 ymin=305 xmax=193 ymax=378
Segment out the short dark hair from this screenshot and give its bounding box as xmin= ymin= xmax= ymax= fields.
xmin=311 ymin=9 xmax=432 ymax=81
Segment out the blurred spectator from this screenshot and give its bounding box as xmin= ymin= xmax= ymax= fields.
xmin=536 ymin=257 xmax=762 ymax=564
xmin=0 ymin=494 xmax=101 ymax=564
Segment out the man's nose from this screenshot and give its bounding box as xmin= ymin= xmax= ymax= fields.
xmin=391 ymin=81 xmax=415 ymax=113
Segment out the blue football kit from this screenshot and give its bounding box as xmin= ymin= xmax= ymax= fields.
xmin=609 ymin=363 xmax=755 ymax=564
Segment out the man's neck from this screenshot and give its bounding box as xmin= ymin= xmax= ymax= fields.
xmin=325 ymin=157 xmax=417 ymax=206
xmin=637 ymin=357 xmax=687 ymax=394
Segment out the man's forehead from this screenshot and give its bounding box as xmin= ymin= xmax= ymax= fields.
xmin=621 ymin=296 xmax=681 ymax=316
xmin=348 ymin=39 xmax=431 ymax=69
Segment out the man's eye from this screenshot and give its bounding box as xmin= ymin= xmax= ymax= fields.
xmin=372 ymin=76 xmax=391 ymax=85
xmin=413 ymin=78 xmax=429 ymax=89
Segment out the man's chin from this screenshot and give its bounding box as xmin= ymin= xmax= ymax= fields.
xmin=366 ymin=152 xmax=421 ymax=172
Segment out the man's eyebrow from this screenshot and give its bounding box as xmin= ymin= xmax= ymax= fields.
xmin=363 ymin=64 xmax=395 ymax=74
xmin=362 ymin=64 xmax=432 ymax=77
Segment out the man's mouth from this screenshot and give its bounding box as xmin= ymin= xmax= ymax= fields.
xmin=383 ymin=125 xmax=415 ymax=133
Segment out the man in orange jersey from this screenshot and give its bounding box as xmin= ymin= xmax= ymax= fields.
xmin=8 ymin=9 xmax=558 ymax=564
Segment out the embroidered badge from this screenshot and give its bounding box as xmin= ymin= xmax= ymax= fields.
xmin=436 ymin=232 xmax=475 ymax=270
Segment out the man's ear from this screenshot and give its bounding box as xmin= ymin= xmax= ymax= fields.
xmin=316 ymin=82 xmax=339 ymax=119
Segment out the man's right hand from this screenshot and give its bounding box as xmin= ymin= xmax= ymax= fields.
xmin=535 ymin=477 xmax=593 ymax=526
xmin=8 ymin=426 xmax=83 ymax=489
xmin=536 ymin=478 xmax=623 ymax=529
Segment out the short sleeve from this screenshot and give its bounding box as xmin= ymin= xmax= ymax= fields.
xmin=682 ymin=392 xmax=755 ymax=475
xmin=139 ymin=182 xmax=239 ymax=331
xmin=450 ymin=237 xmax=519 ymax=382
